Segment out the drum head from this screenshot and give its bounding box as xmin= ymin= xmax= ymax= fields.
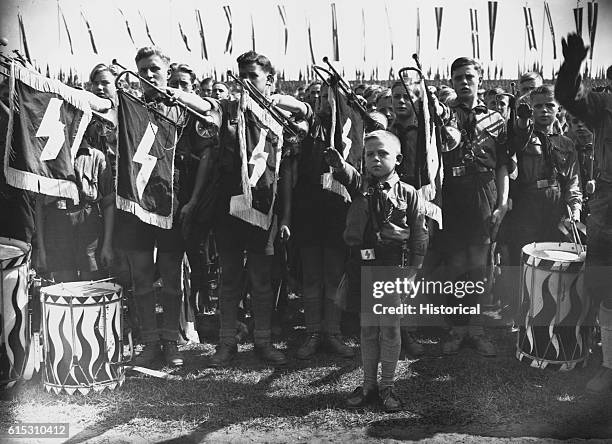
xmin=0 ymin=237 xmax=31 ymax=270
xmin=522 ymin=242 xmax=585 ymax=263
xmin=42 ymin=281 xmax=122 ymax=298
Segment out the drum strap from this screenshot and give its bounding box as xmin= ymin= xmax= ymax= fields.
xmin=125 ymin=365 xmax=181 ymax=380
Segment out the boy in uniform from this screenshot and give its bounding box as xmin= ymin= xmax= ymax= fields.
xmin=325 ymin=130 xmax=428 ymax=412
xmin=440 ymin=57 xmax=510 ymax=356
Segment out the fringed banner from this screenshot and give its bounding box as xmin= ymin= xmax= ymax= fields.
xmin=223 ymin=5 xmax=233 ymax=54
xmin=435 ymin=7 xmax=443 ymax=50
xmin=195 ymin=10 xmax=208 ymax=60
xmin=488 ymin=1 xmax=498 ymax=60
xmin=4 ymin=62 xmax=93 ymax=204
xmin=230 ymin=93 xmax=284 ymax=230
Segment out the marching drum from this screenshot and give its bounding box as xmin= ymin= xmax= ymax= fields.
xmin=41 ymin=282 xmax=125 ymax=395
xmin=516 ymin=242 xmax=590 ymax=370
xmin=0 ymin=237 xmax=34 ymax=390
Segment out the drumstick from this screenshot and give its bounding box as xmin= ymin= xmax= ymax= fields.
xmin=566 ymin=205 xmax=584 ymax=254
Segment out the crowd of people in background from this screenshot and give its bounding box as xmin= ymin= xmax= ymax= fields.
xmin=1 ymin=31 xmax=611 ymax=412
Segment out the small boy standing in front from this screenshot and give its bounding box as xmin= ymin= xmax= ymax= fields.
xmin=325 ymin=130 xmax=428 ymax=412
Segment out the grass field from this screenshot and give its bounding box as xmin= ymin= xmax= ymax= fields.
xmin=2 ymin=303 xmax=612 ymax=443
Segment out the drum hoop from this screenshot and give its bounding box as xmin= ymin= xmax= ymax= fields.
xmin=521 ymin=242 xmax=586 ymax=263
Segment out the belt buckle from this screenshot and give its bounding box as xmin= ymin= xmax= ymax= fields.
xmin=360 ymin=249 xmax=376 ymax=260
xmin=452 ymin=166 xmax=466 ymax=177
xmin=56 ymin=199 xmax=67 ymax=210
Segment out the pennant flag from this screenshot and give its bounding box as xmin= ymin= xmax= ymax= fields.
xmin=488 ymin=1 xmax=498 ymax=60
xmin=469 ymin=8 xmax=480 ymax=59
xmin=573 ymin=7 xmax=583 ymax=37
xmin=435 ymin=7 xmax=443 ymax=50
xmin=523 ymin=6 xmax=537 ymax=50
xmin=139 ymin=10 xmax=156 ymax=46
xmin=4 ymin=62 xmax=93 ymax=204
xmin=80 ymin=10 xmax=98 ymax=54
xmin=544 ymin=2 xmax=556 ymax=59
xmin=499 ymin=65 xmax=503 ymax=78
xmin=58 ymin=4 xmax=74 ymax=55
xmin=278 ymin=5 xmax=288 ymax=55
xmin=195 ymin=10 xmax=208 ymax=60
xmin=322 ymin=81 xmax=365 ymax=201
xmin=416 ymin=7 xmax=421 ymax=57
xmin=250 ymin=14 xmax=256 ymax=51
xmin=17 ymin=13 xmax=32 ymax=63
xmin=223 ymin=5 xmax=233 ymax=54
xmin=229 ymin=93 xmax=285 ymax=229
xmin=116 ymin=91 xmax=182 ymax=228
xmin=361 ymin=8 xmax=366 ymax=62
xmin=178 ymin=21 xmax=191 ymax=52
xmin=117 ymin=8 xmax=136 ymax=48
xmin=331 ymin=3 xmax=340 ymax=61
xmin=384 ymin=3 xmax=394 ymax=60
xmin=307 ymin=19 xmax=316 ymax=65
xmin=587 ymin=1 xmax=598 ymax=60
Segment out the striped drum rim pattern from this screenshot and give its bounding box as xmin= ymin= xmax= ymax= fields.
xmin=0 ymin=237 xmax=31 ymax=271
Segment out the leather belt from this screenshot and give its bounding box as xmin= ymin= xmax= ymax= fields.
xmin=445 ymin=165 xmax=492 ymax=177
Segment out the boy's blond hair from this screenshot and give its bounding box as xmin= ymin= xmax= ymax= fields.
xmin=364 ymin=130 xmax=401 ymax=155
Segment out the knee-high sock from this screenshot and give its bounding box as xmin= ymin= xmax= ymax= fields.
xmin=600 ymin=303 xmax=612 ymax=369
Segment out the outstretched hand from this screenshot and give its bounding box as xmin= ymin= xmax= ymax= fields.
xmin=561 ymin=33 xmax=589 ymax=66
xmin=323 ymin=148 xmax=344 ymax=169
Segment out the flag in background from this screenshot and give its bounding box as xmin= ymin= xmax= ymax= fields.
xmin=523 ymin=6 xmax=537 ymax=50
xmin=178 ymin=21 xmax=191 ymax=52
xmin=118 ymin=8 xmax=136 ymax=48
xmin=307 ymin=19 xmax=316 ymax=65
xmin=223 ymin=5 xmax=233 ymax=54
xmin=116 ymin=91 xmax=180 ymax=229
xmin=58 ymin=4 xmax=74 ymax=55
xmin=544 ymin=2 xmax=556 ymax=59
xmin=416 ymin=7 xmax=421 ymax=58
xmin=435 ymin=7 xmax=443 ymax=50
xmin=384 ymin=3 xmax=394 ymax=60
xmin=278 ymin=5 xmax=288 ymax=55
xmin=250 ymin=14 xmax=256 ymax=51
xmin=195 ymin=10 xmax=208 ymax=60
xmin=574 ymin=6 xmax=583 ymax=37
xmin=361 ymin=8 xmax=366 ymax=62
xmin=4 ymin=62 xmax=92 ymax=204
xmin=469 ymin=8 xmax=480 ymax=59
xmin=587 ymin=1 xmax=598 ymax=60
xmin=230 ymin=94 xmax=284 ymax=229
xmin=331 ymin=3 xmax=340 ymax=61
xmin=80 ymin=10 xmax=98 ymax=54
xmin=17 ymin=13 xmax=32 ymax=63
xmin=138 ymin=10 xmax=156 ymax=46
xmin=488 ymin=1 xmax=498 ymax=60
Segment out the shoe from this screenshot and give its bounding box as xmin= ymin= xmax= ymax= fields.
xmin=131 ymin=342 xmax=162 ymax=367
xmin=209 ymin=342 xmax=237 ymax=368
xmin=255 ymin=343 xmax=288 ymax=367
xmin=379 ymin=386 xmax=402 ymax=412
xmin=470 ymin=334 xmax=497 ymax=357
xmin=586 ymin=367 xmax=612 ymax=395
xmin=296 ymin=332 xmax=321 ymax=360
xmin=442 ymin=328 xmax=466 ymax=355
xmin=401 ymin=330 xmax=425 ymax=357
xmin=346 ymin=386 xmax=379 ymax=409
xmin=324 ymin=334 xmax=354 ymax=358
xmin=162 ymin=340 xmax=184 ymax=367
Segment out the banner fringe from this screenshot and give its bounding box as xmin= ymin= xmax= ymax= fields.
xmin=116 ymin=195 xmax=173 ymax=229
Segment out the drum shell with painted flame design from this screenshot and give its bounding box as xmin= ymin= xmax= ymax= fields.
xmin=41 ymin=282 xmax=124 ymax=395
xmin=516 ymin=242 xmax=591 ymax=371
xmin=0 ymin=237 xmax=32 ymax=390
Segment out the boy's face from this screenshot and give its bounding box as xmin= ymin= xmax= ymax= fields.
xmin=200 ymin=80 xmax=213 ymax=97
xmin=213 ymin=83 xmax=229 ymax=100
xmin=519 ymin=79 xmax=540 ymax=97
xmin=391 ymin=85 xmax=414 ymax=119
xmin=377 ymin=96 xmax=395 ymax=127
xmin=365 ymin=138 xmax=401 ymax=178
xmin=451 ymin=65 xmax=481 ymax=102
xmin=90 ymin=71 xmax=116 ymax=102
xmin=136 ymin=54 xmax=168 ymax=99
xmin=316 ymin=84 xmax=331 ymax=116
xmin=168 ymin=71 xmax=193 ymax=93
xmin=239 ymin=62 xmax=271 ymax=94
xmin=531 ymin=93 xmax=558 ymax=127
xmin=569 ymin=116 xmax=593 ymax=141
